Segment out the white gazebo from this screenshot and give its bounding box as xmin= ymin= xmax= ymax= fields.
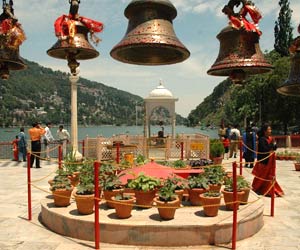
xmin=144 ymin=80 xmax=178 ymax=139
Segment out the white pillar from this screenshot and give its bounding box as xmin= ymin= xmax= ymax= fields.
xmin=69 ymin=73 xmax=82 ymax=160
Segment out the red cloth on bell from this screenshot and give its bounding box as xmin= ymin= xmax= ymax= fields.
xmin=252 ymin=153 xmax=284 ymax=197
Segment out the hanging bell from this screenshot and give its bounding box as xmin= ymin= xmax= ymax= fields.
xmin=277 ymin=27 xmax=300 ymax=96
xmin=207 ymin=27 xmax=273 ymax=82
xmin=207 ymin=1 xmax=273 ymax=84
xmin=0 ymin=0 xmax=27 ymax=79
xmin=47 ymin=20 xmax=99 ymax=61
xmin=110 ymin=0 xmax=190 ymax=65
xmin=0 ymin=47 xmax=26 ymax=79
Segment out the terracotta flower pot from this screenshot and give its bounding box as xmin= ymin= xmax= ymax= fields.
xmin=52 ymin=188 xmax=73 ymax=207
xmin=199 ymin=193 xmax=221 ymax=217
xmin=74 ymin=193 xmax=95 ymax=215
xmin=222 ymin=189 xmax=245 ymax=210
xmin=134 ymin=189 xmax=157 ymax=208
xmin=103 ymin=188 xmax=124 ymax=208
xmin=68 ymin=171 xmax=80 ymax=187
xmin=240 ymin=188 xmax=250 ymax=205
xmin=213 ymin=156 xmax=223 ymax=165
xmin=153 ymin=196 xmax=180 ymax=220
xmin=175 ymin=189 xmax=185 ymax=203
xmin=188 ymin=188 xmax=207 ymax=206
xmin=208 ymin=184 xmax=222 ymax=192
xmin=295 ymin=163 xmax=300 ymax=171
xmin=112 ymin=196 xmax=136 ymax=219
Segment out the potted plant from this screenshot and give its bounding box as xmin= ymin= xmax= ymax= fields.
xmin=222 ymin=176 xmax=246 ymax=210
xmin=101 ymin=171 xmax=124 ymax=209
xmin=64 ymin=151 xmax=82 ymax=187
xmin=294 ymin=156 xmax=300 ymax=171
xmin=50 ymin=169 xmax=73 ymax=207
xmin=127 ymin=173 xmax=161 ymax=208
xmin=112 ymin=193 xmax=136 ymax=219
xmin=210 ymin=139 xmax=225 ymax=164
xmin=187 ymin=174 xmax=209 ymax=206
xmin=172 ymin=159 xmax=187 ymax=169
xmin=163 ymin=175 xmax=187 ymax=202
xmin=199 ymin=190 xmax=221 ymax=217
xmin=153 ymin=183 xmax=180 ymax=220
xmin=73 ymin=160 xmax=95 ymax=215
xmin=135 ymin=154 xmax=147 ymax=166
xmin=204 ymin=165 xmax=225 ymax=192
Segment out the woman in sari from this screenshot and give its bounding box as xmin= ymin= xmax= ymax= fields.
xmin=252 ymin=124 xmax=284 ymax=197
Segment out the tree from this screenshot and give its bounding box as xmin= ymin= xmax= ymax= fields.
xmin=274 ymin=0 xmax=294 ymax=56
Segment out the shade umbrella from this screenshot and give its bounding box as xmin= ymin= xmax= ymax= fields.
xmin=119 ymin=161 xmax=183 ymax=185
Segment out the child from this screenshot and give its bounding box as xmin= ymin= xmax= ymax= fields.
xmin=11 ymin=136 xmax=19 ymax=161
xmin=222 ymin=136 xmax=230 ymax=160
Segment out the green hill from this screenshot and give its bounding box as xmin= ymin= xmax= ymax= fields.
xmin=0 ymin=59 xmax=186 ymax=127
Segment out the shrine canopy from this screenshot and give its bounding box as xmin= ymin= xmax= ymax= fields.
xmin=119 ymin=161 xmax=183 ymax=185
xmin=144 ymin=80 xmax=178 ymax=138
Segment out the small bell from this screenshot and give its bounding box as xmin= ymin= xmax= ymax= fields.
xmin=277 ymin=25 xmax=300 ymax=96
xmin=207 ymin=0 xmax=273 ymax=84
xmin=47 ymin=0 xmax=103 ymax=74
xmin=0 ymin=0 xmax=26 ymax=80
xmin=110 ymin=0 xmax=190 ymax=65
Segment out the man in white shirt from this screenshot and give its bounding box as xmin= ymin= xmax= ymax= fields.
xmin=43 ymin=122 xmax=54 ymax=160
xmin=57 ymin=125 xmax=70 ymax=157
xmin=229 ymin=124 xmax=241 ymax=158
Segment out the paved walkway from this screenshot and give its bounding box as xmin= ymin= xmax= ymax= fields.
xmin=0 ymin=157 xmax=300 ymax=250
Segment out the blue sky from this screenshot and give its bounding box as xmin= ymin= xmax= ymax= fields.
xmin=15 ymin=0 xmax=300 ymax=117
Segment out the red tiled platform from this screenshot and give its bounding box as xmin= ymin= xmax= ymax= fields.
xmin=41 ymin=191 xmax=264 ymax=247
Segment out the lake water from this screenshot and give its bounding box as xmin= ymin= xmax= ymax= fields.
xmin=0 ymin=125 xmax=218 ymax=142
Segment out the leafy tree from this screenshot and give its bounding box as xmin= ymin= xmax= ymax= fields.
xmin=274 ymin=0 xmax=294 ymax=56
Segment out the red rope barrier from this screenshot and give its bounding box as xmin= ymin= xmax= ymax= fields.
xmin=27 ymin=152 xmax=32 ymax=221
xmin=232 ymin=161 xmax=238 ymax=250
xmin=94 ymin=161 xmax=100 ymax=250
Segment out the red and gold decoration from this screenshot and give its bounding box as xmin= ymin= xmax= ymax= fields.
xmin=277 ymin=24 xmax=300 ymax=96
xmin=0 ymin=0 xmax=26 ymax=80
xmin=47 ymin=0 xmax=103 ymax=74
xmin=110 ymin=0 xmax=190 ymax=66
xmin=207 ymin=0 xmax=273 ymax=84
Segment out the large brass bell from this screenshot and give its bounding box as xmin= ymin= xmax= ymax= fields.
xmin=47 ymin=20 xmax=99 ymax=61
xmin=0 ymin=0 xmax=26 ymax=80
xmin=207 ymin=1 xmax=273 ymax=84
xmin=110 ymin=0 xmax=190 ymax=65
xmin=277 ymin=27 xmax=300 ymax=96
xmin=207 ymin=27 xmax=273 ymax=83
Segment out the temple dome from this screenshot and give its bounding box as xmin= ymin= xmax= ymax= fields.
xmin=148 ymin=81 xmax=174 ymax=98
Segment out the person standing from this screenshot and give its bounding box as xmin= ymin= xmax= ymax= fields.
xmin=17 ymin=127 xmax=27 ymax=162
xmin=242 ymin=126 xmax=256 ymax=168
xmin=11 ymin=136 xmax=19 ymax=161
xmin=28 ymin=122 xmax=45 ymax=168
xmin=57 ymin=125 xmax=70 ymax=157
xmin=43 ymin=122 xmax=54 ymax=160
xmin=229 ymin=124 xmax=241 ymax=158
xmin=218 ymin=124 xmax=226 ymax=139
xmin=252 ymin=124 xmax=284 ymax=197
